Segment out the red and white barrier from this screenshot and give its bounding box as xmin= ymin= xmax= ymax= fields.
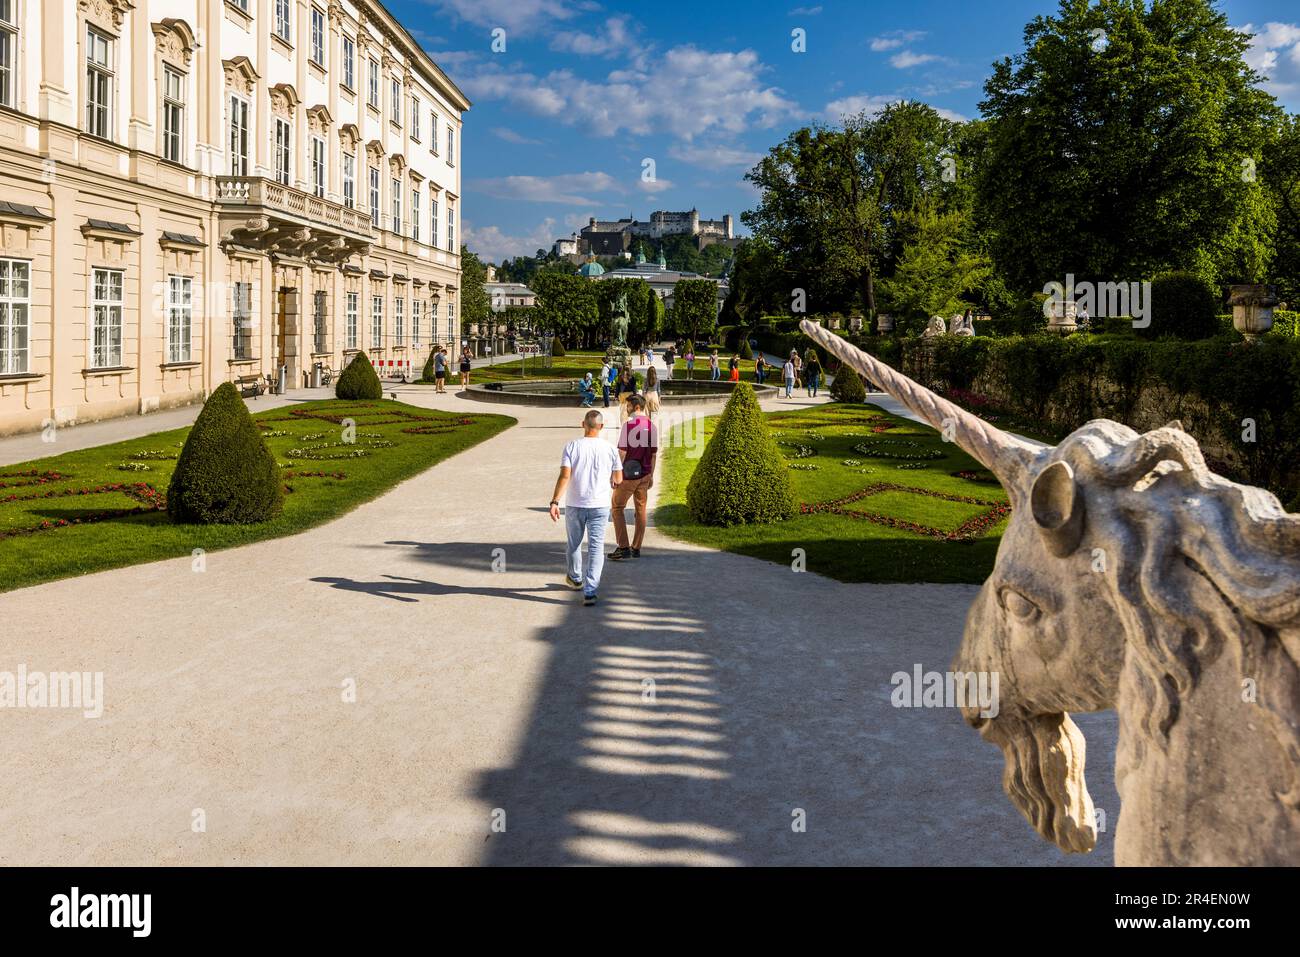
xmin=376 ymin=358 xmax=414 ymax=380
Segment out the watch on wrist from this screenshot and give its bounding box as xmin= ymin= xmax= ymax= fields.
xmin=550 ymin=500 xmax=560 ymax=506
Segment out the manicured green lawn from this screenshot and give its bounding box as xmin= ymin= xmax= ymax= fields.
xmin=655 ymin=402 xmax=1010 ymax=583
xmin=0 ymin=399 xmax=514 ymax=592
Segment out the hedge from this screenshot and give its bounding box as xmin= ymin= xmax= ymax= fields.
xmin=335 ymin=351 xmax=382 ymax=400
xmin=828 ymin=363 xmax=866 ymax=402
xmin=166 ymin=382 xmax=284 ymax=524
xmin=864 ymin=333 xmax=1300 ymax=497
xmin=686 ymin=383 xmax=796 ymax=526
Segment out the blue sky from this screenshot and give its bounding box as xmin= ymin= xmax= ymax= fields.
xmin=386 ymin=0 xmax=1300 ymax=264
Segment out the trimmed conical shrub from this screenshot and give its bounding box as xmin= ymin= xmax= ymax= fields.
xmin=421 ymin=349 xmax=439 ymax=382
xmin=687 ymin=382 xmax=797 ymax=526
xmin=166 ymin=382 xmax=284 ymax=524
xmin=829 ymin=362 xmax=866 ymax=403
xmin=335 ymin=351 xmax=382 ymax=399
xmin=739 ymin=338 xmax=753 ymax=360
xmin=551 ymin=338 xmax=567 ymax=357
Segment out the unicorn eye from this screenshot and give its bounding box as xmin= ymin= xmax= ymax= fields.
xmin=1000 ymin=588 xmax=1041 ymax=623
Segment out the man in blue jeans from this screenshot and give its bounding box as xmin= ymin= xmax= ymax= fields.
xmin=549 ymin=409 xmax=623 ymax=606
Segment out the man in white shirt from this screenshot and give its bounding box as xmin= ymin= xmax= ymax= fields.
xmin=599 ymin=360 xmax=611 ymax=407
xmin=549 ymin=410 xmax=623 ymax=605
xmin=782 ymin=357 xmax=796 ymax=398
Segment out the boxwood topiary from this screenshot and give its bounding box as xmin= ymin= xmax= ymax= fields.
xmin=335 ymin=351 xmax=383 ymax=399
xmin=829 ymin=362 xmax=866 ymax=403
xmin=166 ymin=382 xmax=284 ymax=525
xmin=738 ymin=337 xmax=754 ymax=360
xmin=421 ymin=349 xmax=439 ymax=382
xmin=686 ymin=382 xmax=797 ymax=526
xmin=551 ymin=338 xmax=567 ymax=357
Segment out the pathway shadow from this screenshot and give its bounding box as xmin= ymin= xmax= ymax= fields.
xmin=312 ymin=573 xmax=569 ymax=605
xmin=386 ymin=537 xmax=1118 ymax=866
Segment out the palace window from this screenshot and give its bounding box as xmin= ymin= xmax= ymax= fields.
xmin=390 ymin=78 xmax=401 ymax=126
xmin=448 ymin=295 xmax=456 ymax=335
xmin=342 ymin=151 xmax=355 ymax=209
xmin=370 ymin=295 xmax=383 ymax=350
xmin=345 ymin=292 xmax=358 ymax=350
xmin=394 ymin=296 xmax=404 ymax=346
xmin=167 ymin=275 xmax=193 ymax=364
xmin=0 ymin=258 xmax=30 ymax=375
xmin=411 ymin=299 xmax=421 ymax=350
xmin=313 ymin=290 xmax=327 ymax=354
xmin=368 ymin=58 xmax=380 ymax=109
xmin=411 ymin=96 xmax=421 ymax=140
xmin=342 ymin=36 xmax=355 ymax=90
xmin=311 ymin=136 xmax=326 ymax=198
xmin=85 ymin=27 xmax=113 ymax=139
xmin=91 ymin=269 xmax=124 ymax=369
xmin=431 ymin=197 xmax=438 ymax=249
xmin=232 ymin=282 xmax=253 ymax=360
xmin=391 ymin=177 xmax=401 ymax=233
xmin=229 ymin=94 xmax=250 ymax=176
xmin=429 ymin=298 xmax=439 ymax=342
xmin=230 ymin=0 xmax=249 ymax=11
xmin=274 ymin=117 xmax=292 ymax=186
xmin=447 ymin=203 xmax=454 ymax=250
xmin=369 ymin=166 xmax=380 ymax=226
xmin=447 ymin=126 xmax=455 ymax=166
xmin=430 ymin=111 xmax=438 ymax=154
xmin=0 ymin=0 xmax=16 ymax=109
xmin=162 ymin=66 xmax=185 ymax=164
xmin=274 ymin=0 xmax=292 ymax=42
xmin=411 ymin=187 xmax=421 ymax=242
xmin=310 ymin=7 xmax=325 ymax=65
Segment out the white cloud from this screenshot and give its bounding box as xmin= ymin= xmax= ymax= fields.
xmin=422 ymin=0 xmax=578 ymax=34
xmin=1241 ymin=21 xmax=1300 ymax=103
xmin=460 ymin=45 xmax=798 ymax=140
xmin=550 ymin=16 xmax=640 ymax=59
xmin=668 ymin=142 xmax=763 ymax=170
xmin=870 ymin=31 xmax=927 ymax=52
xmin=470 ymin=172 xmax=622 ymax=205
xmin=636 ymin=177 xmax=674 ymax=194
xmin=822 ymin=94 xmax=967 ymax=124
xmin=491 ymin=127 xmax=543 ymax=145
xmin=789 ymin=5 xmax=823 ymax=14
xmin=890 ymin=50 xmax=942 ymax=69
xmin=463 ymin=217 xmax=559 ymax=263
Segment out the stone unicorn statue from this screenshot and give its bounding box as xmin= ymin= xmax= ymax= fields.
xmin=801 ymin=320 xmax=1300 ymax=865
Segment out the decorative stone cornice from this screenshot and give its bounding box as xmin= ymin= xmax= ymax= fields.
xmin=270 ymin=83 xmax=301 ymax=118
xmin=306 ymin=105 xmax=334 ymax=135
xmin=79 ymin=0 xmax=135 ymax=34
xmin=152 ymin=18 xmax=198 ymax=67
xmin=223 ymin=56 xmax=259 ymax=97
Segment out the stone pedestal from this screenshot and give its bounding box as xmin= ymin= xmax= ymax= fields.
xmin=1228 ymin=284 xmax=1277 ymax=343
xmin=605 ymin=345 xmax=632 ymax=369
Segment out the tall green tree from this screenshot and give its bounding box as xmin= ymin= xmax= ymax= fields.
xmin=530 ymin=273 xmax=599 ymax=345
xmin=460 ymin=246 xmax=491 ymax=331
xmin=976 ymin=0 xmax=1280 ymax=295
xmin=672 ymin=279 xmax=719 ymax=344
xmin=744 ymin=101 xmax=963 ymax=318
xmin=879 ymin=204 xmax=991 ymax=330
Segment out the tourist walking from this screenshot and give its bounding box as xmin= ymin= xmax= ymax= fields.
xmin=783 ymin=355 xmax=795 ymax=398
xmin=709 ymin=350 xmax=720 ymax=381
xmin=643 ymin=365 xmax=661 ymax=421
xmin=685 ymin=348 xmax=695 ymax=379
xmin=433 ymin=348 xmax=448 ymax=393
xmin=615 ymin=365 xmax=638 ymax=424
xmin=646 ymin=346 xmax=656 ymax=369
xmin=459 ymin=347 xmax=473 ymax=388
xmin=755 ymin=354 xmax=766 ymax=384
xmin=791 ymin=349 xmax=802 ymax=390
xmin=663 ymin=345 xmax=675 ymax=380
xmin=549 ymin=410 xmax=623 ymax=606
xmin=729 ymin=353 xmax=740 ymax=378
xmin=599 ymin=359 xmax=612 ymax=407
xmin=805 ymin=352 xmax=822 ymax=397
xmin=608 ymin=395 xmax=657 ymax=562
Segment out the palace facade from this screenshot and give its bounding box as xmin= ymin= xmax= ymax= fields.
xmin=0 ymin=0 xmax=467 ymax=435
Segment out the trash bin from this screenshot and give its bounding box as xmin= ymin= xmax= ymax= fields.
xmin=312 ymin=362 xmax=323 ymax=389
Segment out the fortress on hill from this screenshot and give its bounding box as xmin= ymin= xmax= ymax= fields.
xmin=556 ymin=209 xmax=737 ymax=257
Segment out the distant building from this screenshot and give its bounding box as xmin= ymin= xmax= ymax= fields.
xmin=578 ymin=208 xmax=735 ymax=255
xmin=551 ymin=234 xmax=579 ymax=257
xmin=486 ymin=282 xmax=535 ymax=312
xmin=594 ymin=245 xmax=727 ymax=317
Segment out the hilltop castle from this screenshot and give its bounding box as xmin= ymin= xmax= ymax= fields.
xmin=554 ymin=209 xmax=737 ymax=257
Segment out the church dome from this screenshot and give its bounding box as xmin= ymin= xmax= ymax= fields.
xmin=579 ymin=256 xmax=605 ymax=277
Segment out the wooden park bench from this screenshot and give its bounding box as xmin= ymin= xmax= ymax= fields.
xmin=235 ymin=373 xmax=265 ymax=399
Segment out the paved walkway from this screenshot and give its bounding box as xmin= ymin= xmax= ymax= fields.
xmin=0 ymin=384 xmax=1114 ymax=866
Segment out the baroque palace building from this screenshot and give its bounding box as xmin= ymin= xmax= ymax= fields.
xmin=0 ymin=0 xmax=468 ymax=435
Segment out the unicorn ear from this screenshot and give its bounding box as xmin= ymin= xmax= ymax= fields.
xmin=1031 ymin=461 xmax=1085 ymax=557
